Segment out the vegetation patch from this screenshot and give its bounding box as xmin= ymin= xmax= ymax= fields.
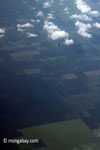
xmin=17 ymin=119 xmax=93 ymax=150
xmin=24 ymin=68 xmax=41 ymax=75
xmin=10 ymin=50 xmax=41 ymax=58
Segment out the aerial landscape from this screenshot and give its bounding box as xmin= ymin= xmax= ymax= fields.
xmin=1 ymin=0 xmax=100 ymax=149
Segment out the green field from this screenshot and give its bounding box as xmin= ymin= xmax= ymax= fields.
xmin=24 ymin=68 xmax=41 ymax=75
xmin=10 ymin=50 xmax=41 ymax=58
xmin=17 ymin=119 xmax=93 ymax=150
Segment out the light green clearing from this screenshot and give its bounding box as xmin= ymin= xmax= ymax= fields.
xmin=10 ymin=50 xmax=41 ymax=58
xmin=24 ymin=68 xmax=41 ymax=75
xmin=18 ymin=119 xmax=93 ymax=150
xmin=44 ymin=56 xmax=65 ymax=61
xmin=0 ymin=43 xmax=28 ymax=51
xmin=0 ymin=42 xmax=42 ymax=51
xmin=40 ymin=56 xmax=66 ymax=62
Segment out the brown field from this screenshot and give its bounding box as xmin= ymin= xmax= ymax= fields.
xmin=10 ymin=50 xmax=41 ymax=58
xmin=63 ymin=73 xmax=78 ymax=80
xmin=84 ymin=70 xmax=100 ymax=77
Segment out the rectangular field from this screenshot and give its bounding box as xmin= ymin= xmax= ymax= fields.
xmin=10 ymin=50 xmax=41 ymax=58
xmin=63 ymin=73 xmax=78 ymax=80
xmin=17 ymin=119 xmax=93 ymax=150
xmin=24 ymin=68 xmax=41 ymax=75
xmin=84 ymin=70 xmax=100 ymax=77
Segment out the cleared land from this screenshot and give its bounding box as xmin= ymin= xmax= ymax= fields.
xmin=63 ymin=73 xmax=78 ymax=80
xmin=84 ymin=70 xmax=100 ymax=77
xmin=18 ymin=119 xmax=93 ymax=150
xmin=24 ymin=68 xmax=41 ymax=75
xmin=10 ymin=50 xmax=41 ymax=58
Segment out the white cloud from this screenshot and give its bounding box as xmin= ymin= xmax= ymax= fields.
xmin=43 ymin=0 xmax=54 ymax=8
xmin=59 ymin=2 xmax=63 ymax=6
xmin=50 ymin=30 xmax=68 ymax=40
xmin=43 ymin=21 xmax=68 ymax=40
xmin=17 ymin=23 xmax=33 ymax=28
xmin=17 ymin=23 xmax=33 ymax=32
xmin=36 ymin=19 xmax=41 ymax=23
xmin=64 ymin=7 xmax=69 ymax=14
xmin=31 ymin=19 xmax=35 ymax=23
xmin=0 ymin=34 xmax=5 ymax=38
xmin=0 ymin=28 xmax=5 ymax=38
xmin=31 ymin=7 xmax=35 ymax=10
xmin=72 ymin=1 xmax=100 ymax=39
xmin=43 ymin=21 xmax=58 ymax=33
xmin=43 ymin=2 xmax=51 ymax=8
xmin=75 ymin=0 xmax=100 ymax=17
xmin=46 ymin=13 xmax=55 ymax=20
xmin=43 ymin=21 xmax=74 ymax=45
xmin=93 ymin=22 xmax=100 ymax=28
xmin=75 ymin=0 xmax=91 ymax=13
xmin=64 ymin=39 xmax=74 ymax=45
xmin=36 ymin=11 xmax=44 ymax=17
xmin=27 ymin=32 xmax=38 ymax=37
xmin=70 ymin=14 xmax=92 ymax=21
xmin=64 ymin=7 xmax=69 ymax=11
xmin=31 ymin=19 xmax=41 ymax=23
xmin=75 ymin=21 xmax=92 ymax=38
xmin=17 ymin=28 xmax=24 ymax=32
xmin=0 ymin=28 xmax=5 ymax=34
xmin=90 ymin=11 xmax=100 ymax=17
